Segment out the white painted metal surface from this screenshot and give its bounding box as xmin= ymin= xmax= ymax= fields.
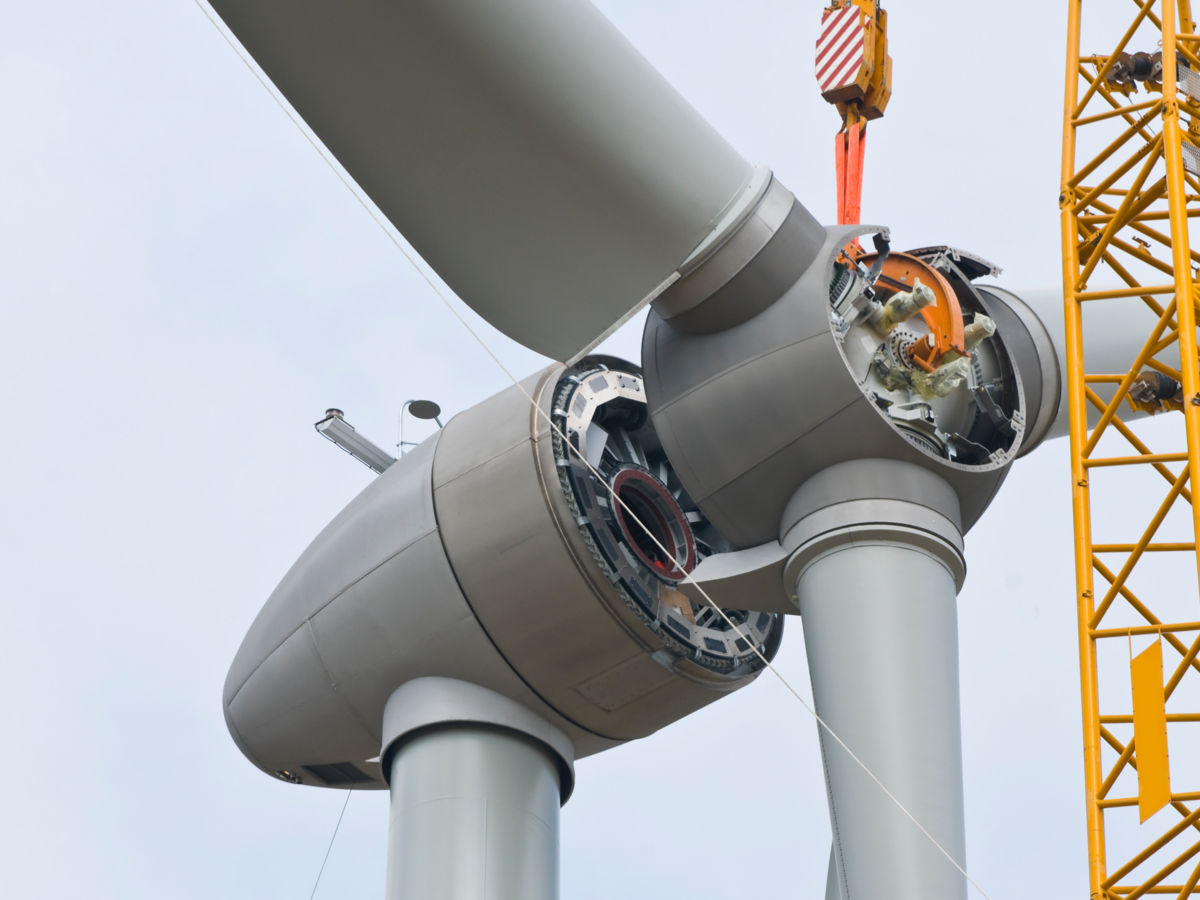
xmin=385 ymin=726 xmax=562 ymax=900
xmin=206 ymin=0 xmax=756 ymax=362
xmin=797 ymin=537 xmax=968 ymax=900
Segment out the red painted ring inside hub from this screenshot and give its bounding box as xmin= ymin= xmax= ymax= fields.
xmin=610 ymin=468 xmax=696 ymax=581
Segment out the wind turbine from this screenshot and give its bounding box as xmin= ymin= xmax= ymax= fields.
xmin=208 ymin=1 xmax=1149 ymax=897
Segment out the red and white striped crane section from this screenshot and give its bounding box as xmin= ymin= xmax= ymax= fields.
xmin=816 ymin=5 xmax=867 ymax=96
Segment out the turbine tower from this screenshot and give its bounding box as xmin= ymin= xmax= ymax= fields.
xmin=208 ymin=1 xmax=1141 ymax=897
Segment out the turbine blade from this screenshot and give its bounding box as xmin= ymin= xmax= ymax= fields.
xmin=207 ymin=0 xmax=754 ymax=360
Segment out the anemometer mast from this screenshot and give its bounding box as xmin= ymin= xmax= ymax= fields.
xmin=1061 ymin=0 xmax=1200 ymax=896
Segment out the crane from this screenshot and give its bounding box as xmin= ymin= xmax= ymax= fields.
xmin=1061 ymin=0 xmax=1200 ymax=897
xmin=816 ymin=0 xmax=891 ymax=229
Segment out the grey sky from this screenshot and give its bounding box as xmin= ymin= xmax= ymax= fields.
xmin=0 ymin=1 xmax=1174 ymax=897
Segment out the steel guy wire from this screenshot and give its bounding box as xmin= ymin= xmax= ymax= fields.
xmin=190 ymin=4 xmax=993 ymax=897
xmin=309 ymin=788 xmax=352 ymax=900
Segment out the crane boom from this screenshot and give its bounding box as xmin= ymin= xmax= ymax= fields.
xmin=1061 ymin=0 xmax=1200 ymax=896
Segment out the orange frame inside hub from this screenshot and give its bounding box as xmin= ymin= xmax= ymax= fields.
xmin=856 ymin=252 xmax=965 ymax=370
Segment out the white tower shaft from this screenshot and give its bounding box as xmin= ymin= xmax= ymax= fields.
xmin=386 ymin=727 xmax=562 ymax=900
xmin=379 ymin=678 xmax=575 ymax=900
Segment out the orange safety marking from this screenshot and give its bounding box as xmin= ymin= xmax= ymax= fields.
xmin=1131 ymin=639 xmax=1172 ymax=823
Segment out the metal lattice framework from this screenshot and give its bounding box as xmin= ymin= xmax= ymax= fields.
xmin=1062 ymin=1 xmax=1200 ymax=896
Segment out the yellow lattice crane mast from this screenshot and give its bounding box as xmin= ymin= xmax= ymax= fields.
xmin=1061 ymin=0 xmax=1200 ymax=896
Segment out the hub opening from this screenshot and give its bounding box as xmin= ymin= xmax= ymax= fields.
xmin=611 ymin=467 xmax=694 ymax=581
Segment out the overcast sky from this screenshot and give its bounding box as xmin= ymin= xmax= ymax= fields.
xmin=3 ymin=1 xmax=1195 ymax=898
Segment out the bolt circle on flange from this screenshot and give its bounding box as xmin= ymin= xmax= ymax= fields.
xmin=549 ymin=360 xmax=782 ymax=675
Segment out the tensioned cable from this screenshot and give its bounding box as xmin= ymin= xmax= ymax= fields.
xmin=308 ymin=788 xmax=352 ymax=900
xmin=190 ymin=4 xmax=992 ymax=897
